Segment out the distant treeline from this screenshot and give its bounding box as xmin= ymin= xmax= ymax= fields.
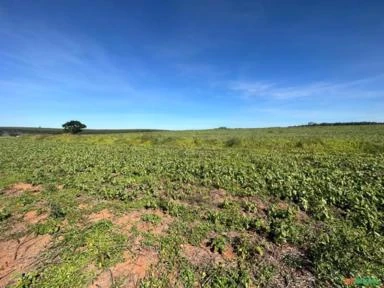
xmin=0 ymin=127 xmax=166 ymax=136
xmin=297 ymin=121 xmax=384 ymax=127
xmin=1 ymin=122 xmax=384 ymax=136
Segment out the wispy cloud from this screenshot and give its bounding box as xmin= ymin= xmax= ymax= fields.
xmin=0 ymin=27 xmax=135 ymax=94
xmin=230 ymin=74 xmax=384 ymax=100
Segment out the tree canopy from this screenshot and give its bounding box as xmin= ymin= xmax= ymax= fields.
xmin=62 ymin=120 xmax=87 ymax=134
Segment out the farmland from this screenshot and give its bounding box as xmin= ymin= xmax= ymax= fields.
xmin=0 ymin=125 xmax=383 ymax=287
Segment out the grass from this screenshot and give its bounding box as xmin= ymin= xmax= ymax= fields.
xmin=0 ymin=125 xmax=383 ymax=287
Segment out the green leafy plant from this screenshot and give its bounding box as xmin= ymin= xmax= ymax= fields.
xmin=207 ymin=235 xmax=228 ymax=254
xmin=14 ymin=272 xmax=41 ymax=288
xmin=241 ymin=200 xmax=258 ymax=213
xmin=201 ymin=264 xmax=251 ymax=288
xmin=0 ymin=209 xmax=11 ymax=221
xmin=50 ymin=203 xmax=66 ymax=219
xmin=267 ymin=206 xmax=298 ymax=243
xmin=309 ymin=221 xmax=384 ymax=286
xmin=231 ymin=236 xmax=264 ymax=260
xmin=141 ymin=213 xmax=162 ymax=224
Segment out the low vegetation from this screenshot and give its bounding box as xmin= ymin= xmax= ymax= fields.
xmin=0 ymin=125 xmax=383 ymax=287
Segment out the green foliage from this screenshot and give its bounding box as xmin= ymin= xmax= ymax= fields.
xmin=202 ymin=264 xmax=251 ymax=288
xmin=267 ymin=206 xmax=299 ymax=243
xmin=0 ymin=208 xmax=11 ymax=221
xmin=180 ymin=264 xmax=196 ymax=288
xmin=141 ymin=213 xmax=162 ymax=224
xmin=159 ymin=234 xmax=183 ymax=264
xmin=225 ymin=137 xmax=242 ymax=147
xmin=240 ymin=200 xmax=258 ymax=213
xmin=309 ymin=221 xmax=384 ymax=286
xmin=140 ymin=277 xmax=169 ymax=288
xmin=30 ymin=221 xmax=126 ymax=287
xmin=0 ymin=125 xmax=383 ymax=287
xmin=206 ymin=210 xmax=250 ymax=231
xmin=247 ymin=218 xmax=269 ymax=234
xmin=253 ymin=264 xmax=276 ymax=287
xmin=14 ymin=272 xmax=41 ymax=288
xmin=50 ymin=202 xmax=66 ymax=219
xmin=33 ymin=218 xmax=61 ymax=235
xmin=207 ymin=235 xmax=228 ymax=254
xmin=231 ymin=236 xmax=264 ymax=260
xmin=159 ymin=199 xmax=189 ymax=218
xmin=173 ymin=221 xmax=212 ymax=246
xmin=144 ymin=198 xmax=158 ymax=209
xmin=218 ymin=199 xmax=236 ymax=209
xmin=62 ymin=120 xmax=86 ymax=134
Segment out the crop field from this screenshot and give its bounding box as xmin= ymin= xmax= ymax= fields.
xmin=0 ymin=126 xmax=383 ymax=288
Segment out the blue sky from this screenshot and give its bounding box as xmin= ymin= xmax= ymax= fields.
xmin=0 ymin=0 xmax=383 ymax=129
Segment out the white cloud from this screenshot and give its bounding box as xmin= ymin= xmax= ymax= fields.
xmin=230 ymin=74 xmax=384 ymax=100
xmin=0 ymin=25 xmax=145 ymax=108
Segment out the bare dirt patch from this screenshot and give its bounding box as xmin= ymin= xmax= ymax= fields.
xmin=88 ymin=209 xmax=114 ymax=222
xmin=86 ymin=209 xmax=172 ymax=287
xmin=114 ymin=211 xmax=142 ymax=227
xmin=1 ymin=210 xmax=48 ymax=238
xmin=87 ymin=209 xmax=173 ymax=236
xmin=210 ymin=189 xmax=227 ymax=204
xmin=24 ymin=210 xmax=49 ymax=225
xmin=261 ymin=244 xmax=315 ymax=288
xmin=180 ymin=244 xmax=224 ymax=266
xmin=0 ymin=234 xmax=52 ymax=287
xmin=8 ymin=221 xmax=27 ymax=236
xmin=115 ymin=209 xmax=173 ymax=236
xmin=2 ymin=183 xmax=42 ymax=197
xmin=222 ymin=245 xmax=236 ymax=261
xmin=137 ymin=210 xmax=172 ymax=235
xmin=89 ymin=249 xmax=158 ymax=288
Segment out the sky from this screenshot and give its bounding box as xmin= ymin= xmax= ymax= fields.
xmin=0 ymin=0 xmax=383 ymax=129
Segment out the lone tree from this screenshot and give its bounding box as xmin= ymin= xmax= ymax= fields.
xmin=62 ymin=120 xmax=86 ymax=134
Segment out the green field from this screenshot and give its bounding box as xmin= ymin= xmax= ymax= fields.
xmin=0 ymin=126 xmax=383 ymax=287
